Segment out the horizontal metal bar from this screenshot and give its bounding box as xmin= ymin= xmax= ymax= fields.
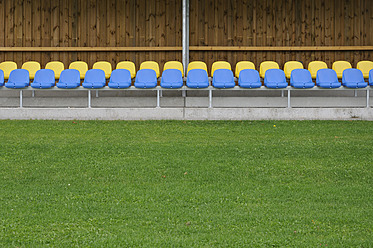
xmin=0 ymin=86 xmax=370 ymax=91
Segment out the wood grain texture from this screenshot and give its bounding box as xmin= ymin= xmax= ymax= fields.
xmin=0 ymin=0 xmax=371 ymax=70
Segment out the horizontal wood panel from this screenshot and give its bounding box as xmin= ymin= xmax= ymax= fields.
xmin=1 ymin=46 xmax=373 ymax=52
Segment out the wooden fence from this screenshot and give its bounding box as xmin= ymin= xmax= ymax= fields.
xmin=0 ymin=0 xmax=372 ymax=72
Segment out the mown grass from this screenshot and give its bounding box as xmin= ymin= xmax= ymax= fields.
xmin=0 ymin=120 xmax=372 ymax=247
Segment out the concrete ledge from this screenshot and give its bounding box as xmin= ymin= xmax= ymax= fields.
xmin=0 ymin=107 xmax=372 ymax=120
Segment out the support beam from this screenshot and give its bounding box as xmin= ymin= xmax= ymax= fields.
xmin=19 ymin=90 xmax=23 ymax=108
xmin=182 ymin=0 xmax=189 ymax=77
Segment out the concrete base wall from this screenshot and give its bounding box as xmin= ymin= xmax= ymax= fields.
xmin=1 ymin=107 xmax=372 ymax=120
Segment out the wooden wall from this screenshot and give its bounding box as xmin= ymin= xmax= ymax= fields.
xmin=0 ymin=0 xmax=372 ymax=72
xmin=190 ymin=0 xmax=373 ymax=71
xmin=0 ymin=0 xmax=182 ymax=69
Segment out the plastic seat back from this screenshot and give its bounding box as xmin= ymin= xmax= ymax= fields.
xmin=5 ymin=69 xmax=30 ymax=88
xmin=238 ymin=69 xmax=261 ymax=88
xmin=82 ymin=69 xmax=106 ymax=88
xmin=264 ymin=69 xmax=287 ymax=88
xmin=284 ymin=61 xmax=304 ymax=79
xmin=140 ymin=61 xmax=160 ymax=78
xmin=316 ymin=69 xmax=341 ymax=88
xmin=342 ymin=68 xmax=367 ymax=88
xmin=186 ymin=69 xmax=209 ymax=88
xmin=370 ymin=69 xmax=373 ymax=86
xmin=308 ymin=61 xmax=328 ymax=79
xmin=235 ymin=61 xmax=255 ymax=78
xmin=212 ymin=69 xmax=235 ymax=88
xmin=187 ymin=61 xmax=208 ymax=76
xmin=0 ymin=61 xmax=17 ymax=80
xmin=69 ymin=61 xmax=88 ymax=79
xmin=259 ymin=61 xmax=280 ymax=78
xmin=93 ymin=61 xmax=112 ymax=79
xmin=290 ymin=69 xmax=314 ymax=88
xmin=57 ymin=69 xmax=81 ymax=89
xmin=357 ymin=61 xmax=373 ymax=79
xmin=116 ymin=61 xmax=136 ymax=78
xmin=31 ymin=69 xmax=55 ymax=88
xmin=161 ymin=69 xmax=183 ymax=88
xmin=134 ymin=69 xmax=158 ymax=88
xmin=108 ymin=69 xmax=132 ymax=89
xmin=22 ymin=61 xmax=41 ymax=80
xmin=163 ymin=61 xmax=184 ymax=77
xmin=0 ymin=69 xmax=4 ymax=86
xmin=211 ymin=61 xmax=231 ymax=77
xmin=45 ymin=61 xmax=65 ymax=79
xmin=332 ymin=61 xmax=352 ymax=79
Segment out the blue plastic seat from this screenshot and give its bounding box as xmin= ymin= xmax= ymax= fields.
xmin=264 ymin=69 xmax=288 ymax=88
xmin=0 ymin=69 xmax=4 ymax=86
xmin=82 ymin=69 xmax=106 ymax=89
xmin=238 ymin=69 xmax=261 ymax=88
xmin=31 ymin=69 xmax=55 ymax=89
xmin=134 ymin=69 xmax=157 ymax=88
xmin=369 ymin=69 xmax=373 ymax=86
xmin=186 ymin=69 xmax=209 ymax=88
xmin=108 ymin=69 xmax=132 ymax=89
xmin=290 ymin=69 xmax=314 ymax=88
xmin=316 ymin=69 xmax=341 ymax=88
xmin=5 ymin=69 xmax=29 ymax=88
xmin=161 ymin=69 xmax=183 ymax=88
xmin=56 ymin=69 xmax=81 ymax=89
xmin=342 ymin=69 xmax=367 ymax=88
xmin=212 ymin=69 xmax=235 ymax=88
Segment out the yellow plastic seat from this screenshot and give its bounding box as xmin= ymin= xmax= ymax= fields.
xmin=0 ymin=61 xmax=17 ymax=80
xmin=187 ymin=61 xmax=208 ymax=76
xmin=69 ymin=61 xmax=88 ymax=80
xmin=356 ymin=61 xmax=373 ymax=79
xmin=140 ymin=61 xmax=160 ymax=78
xmin=235 ymin=61 xmax=255 ymax=78
xmin=93 ymin=61 xmax=112 ymax=79
xmin=22 ymin=61 xmax=41 ymax=80
xmin=163 ymin=61 xmax=184 ymax=77
xmin=259 ymin=61 xmax=280 ymax=78
xmin=116 ymin=61 xmax=136 ymax=79
xmin=45 ymin=61 xmax=64 ymax=80
xmin=332 ymin=61 xmax=352 ymax=79
xmin=284 ymin=61 xmax=304 ymax=79
xmin=211 ymin=61 xmax=232 ymax=77
xmin=308 ymin=61 xmax=328 ymax=79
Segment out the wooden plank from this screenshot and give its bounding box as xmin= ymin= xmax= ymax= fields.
xmin=60 ymin=0 xmax=69 ymax=65
xmin=137 ymin=0 xmax=146 ymax=66
xmin=256 ymin=0 xmax=264 ymax=65
xmin=5 ymin=0 xmax=15 ymax=62
xmin=116 ymin=0 xmax=124 ymax=64
xmin=107 ymin=0 xmax=116 ymax=67
xmin=166 ymin=0 xmax=176 ymax=63
xmin=15 ymin=0 xmax=23 ymax=65
xmin=324 ymin=0 xmax=334 ymax=64
xmin=87 ymin=0 xmax=96 ymax=67
xmin=0 ymin=0 xmax=4 ymax=62
xmin=79 ymin=0 xmax=88 ymax=64
xmin=157 ymin=0 xmax=166 ymax=67
xmin=1 ymin=46 xmax=372 ymax=52
xmin=71 ymin=0 xmax=78 ymax=61
xmin=41 ymin=0 xmax=51 ymax=66
xmin=353 ymin=0 xmax=361 ymax=65
xmin=314 ymin=0 xmax=322 ymax=62
xmin=96 ymin=0 xmax=106 ymax=64
xmin=51 ymin=0 xmax=60 ymax=62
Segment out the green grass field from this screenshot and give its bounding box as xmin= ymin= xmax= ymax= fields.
xmin=0 ymin=120 xmax=372 ymax=247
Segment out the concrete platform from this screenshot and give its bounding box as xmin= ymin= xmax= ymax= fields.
xmin=0 ymin=107 xmax=372 ymax=120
